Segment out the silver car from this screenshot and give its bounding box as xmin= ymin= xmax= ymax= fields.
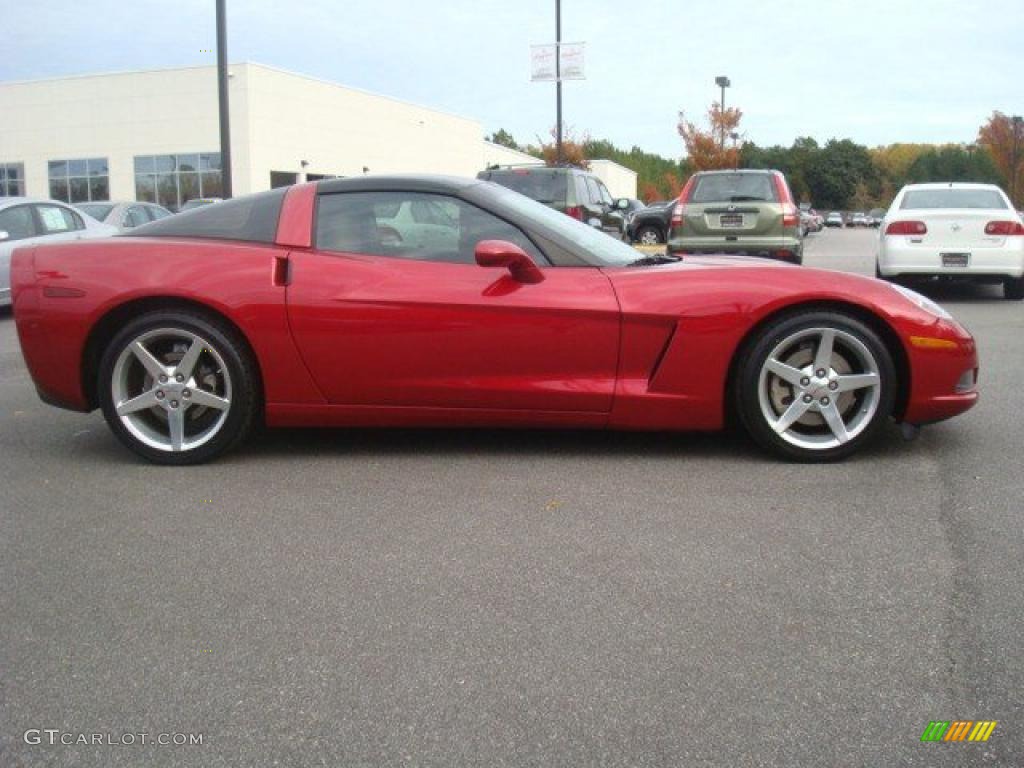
xmin=75 ymin=201 xmax=173 ymax=231
xmin=0 ymin=197 xmax=117 ymax=307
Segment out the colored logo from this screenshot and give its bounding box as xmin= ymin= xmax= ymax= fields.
xmin=921 ymin=721 xmax=997 ymax=742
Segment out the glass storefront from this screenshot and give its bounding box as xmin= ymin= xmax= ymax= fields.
xmin=134 ymin=153 xmax=222 ymax=212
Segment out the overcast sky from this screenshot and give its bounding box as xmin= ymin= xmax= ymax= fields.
xmin=3 ymin=1 xmax=1021 ymax=159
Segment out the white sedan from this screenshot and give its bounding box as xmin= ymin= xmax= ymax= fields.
xmin=876 ymin=182 xmax=1024 ymax=300
xmin=0 ymin=197 xmax=117 ymax=306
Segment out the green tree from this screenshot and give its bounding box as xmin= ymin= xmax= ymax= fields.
xmin=583 ymin=138 xmax=687 ymax=200
xmin=488 ymin=129 xmax=520 ymax=151
xmin=804 ymin=139 xmax=877 ymax=210
xmin=905 ymin=144 xmax=1000 ymax=185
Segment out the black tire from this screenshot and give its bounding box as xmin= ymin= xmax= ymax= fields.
xmin=1004 ymin=276 xmax=1024 ymax=301
xmin=98 ymin=309 xmax=259 ymax=464
xmin=735 ymin=311 xmax=897 ymax=462
xmin=635 ymin=225 xmax=664 ymax=245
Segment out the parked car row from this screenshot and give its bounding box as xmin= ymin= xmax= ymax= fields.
xmin=825 ymin=210 xmax=884 ymax=228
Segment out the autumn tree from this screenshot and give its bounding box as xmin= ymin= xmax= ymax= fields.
xmin=977 ymin=111 xmax=1024 ymax=207
xmin=677 ymin=102 xmax=743 ymax=171
xmin=870 ymin=143 xmax=931 ymax=182
xmin=537 ymin=126 xmax=590 ymax=169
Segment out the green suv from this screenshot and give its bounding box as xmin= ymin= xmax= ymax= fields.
xmin=477 ymin=166 xmax=628 ymax=239
xmin=666 ymin=169 xmax=803 ymax=263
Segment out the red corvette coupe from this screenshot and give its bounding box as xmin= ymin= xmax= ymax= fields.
xmin=10 ymin=176 xmax=978 ymax=464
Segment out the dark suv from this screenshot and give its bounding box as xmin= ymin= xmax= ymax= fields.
xmin=666 ymin=169 xmax=803 ymax=263
xmin=476 ymin=166 xmax=628 ymax=239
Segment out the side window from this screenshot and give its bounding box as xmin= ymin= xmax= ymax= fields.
xmin=148 ymin=206 xmax=172 ymax=221
xmin=35 ymin=204 xmax=83 ymax=234
xmin=124 ymin=206 xmax=150 ymax=228
xmin=584 ymin=177 xmax=602 ymax=205
xmin=0 ymin=205 xmax=37 ymax=241
xmin=316 ymin=191 xmax=547 ymax=266
xmin=597 ymin=181 xmax=614 ymax=206
xmin=572 ymin=176 xmax=588 ymax=207
xmin=409 ymin=198 xmax=457 ymax=227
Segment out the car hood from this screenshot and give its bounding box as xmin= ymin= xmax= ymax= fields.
xmin=601 ymin=256 xmax=935 ymax=332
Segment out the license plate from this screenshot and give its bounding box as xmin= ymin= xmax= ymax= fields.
xmin=719 ymin=214 xmax=743 ymax=228
xmin=941 ymin=252 xmax=970 ymax=268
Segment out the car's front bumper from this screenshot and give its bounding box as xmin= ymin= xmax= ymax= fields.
xmin=902 ymin=318 xmax=979 ymax=425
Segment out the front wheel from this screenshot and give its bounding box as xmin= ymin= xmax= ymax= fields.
xmin=735 ymin=312 xmax=896 ymax=461
xmin=98 ymin=310 xmax=259 ymax=464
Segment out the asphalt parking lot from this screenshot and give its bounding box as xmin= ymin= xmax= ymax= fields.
xmin=1 ymin=227 xmax=1021 ymax=767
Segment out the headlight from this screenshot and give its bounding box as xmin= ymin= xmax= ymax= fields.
xmin=890 ymin=283 xmax=952 ymax=320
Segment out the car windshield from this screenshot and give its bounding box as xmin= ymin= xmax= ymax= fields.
xmin=481 ymin=170 xmax=567 ymax=205
xmin=482 ymin=183 xmax=641 ymax=267
xmin=77 ymin=203 xmax=114 ymax=220
xmin=691 ymin=173 xmax=777 ymax=203
xmin=901 ymin=188 xmax=1007 ymax=210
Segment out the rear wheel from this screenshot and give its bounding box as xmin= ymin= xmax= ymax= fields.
xmin=736 ymin=311 xmax=896 ymax=461
xmin=98 ymin=310 xmax=259 ymax=464
xmin=1005 ymin=276 xmax=1024 ymax=301
xmin=636 ymin=225 xmax=664 ymax=245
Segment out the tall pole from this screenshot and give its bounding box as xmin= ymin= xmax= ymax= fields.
xmin=1011 ymin=116 xmax=1022 ymax=208
xmin=720 ymin=83 xmax=726 ymax=149
xmin=715 ymin=76 xmax=730 ymax=150
xmin=216 ymin=0 xmax=233 ymax=199
xmin=555 ymin=0 xmax=562 ymax=165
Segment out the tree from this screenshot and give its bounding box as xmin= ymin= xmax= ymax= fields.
xmin=904 ymin=144 xmax=1000 ymax=185
xmin=870 ymin=143 xmax=931 ymax=182
xmin=677 ymin=102 xmax=743 ymax=171
xmin=584 ymin=138 xmax=687 ymax=200
xmin=488 ymin=129 xmax=520 ymax=150
xmin=537 ymin=126 xmax=589 ymax=169
xmin=804 ymin=139 xmax=877 ymax=210
xmin=978 ymin=111 xmax=1024 ymax=207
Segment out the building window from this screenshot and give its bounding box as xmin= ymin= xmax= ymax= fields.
xmin=270 ymin=171 xmax=298 ymax=189
xmin=0 ymin=162 xmax=26 ymax=196
xmin=49 ymin=158 xmax=110 ymax=203
xmin=134 ymin=153 xmax=222 ymax=212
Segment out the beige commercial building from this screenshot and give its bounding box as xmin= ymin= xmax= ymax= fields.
xmin=0 ymin=63 xmax=637 ymax=210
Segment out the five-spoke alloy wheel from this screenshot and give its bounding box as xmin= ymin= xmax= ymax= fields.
xmin=99 ymin=311 xmax=258 ymax=464
xmin=737 ymin=311 xmax=896 ymax=461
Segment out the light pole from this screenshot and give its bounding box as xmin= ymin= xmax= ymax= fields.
xmin=555 ymin=0 xmax=563 ymax=165
xmin=216 ymin=0 xmax=233 ymax=198
xmin=715 ymin=75 xmax=731 ymax=149
xmin=1011 ymin=115 xmax=1022 ymax=208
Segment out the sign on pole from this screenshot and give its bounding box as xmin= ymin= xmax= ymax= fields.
xmin=558 ymin=43 xmax=585 ymax=80
xmin=530 ymin=42 xmax=586 ymax=82
xmin=530 ymin=44 xmax=557 ymax=82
